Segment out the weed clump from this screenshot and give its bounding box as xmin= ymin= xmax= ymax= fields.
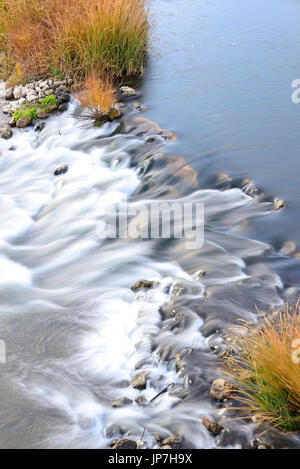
xmin=12 ymin=94 xmax=58 ymax=121
xmin=224 ymin=302 xmax=300 ymax=433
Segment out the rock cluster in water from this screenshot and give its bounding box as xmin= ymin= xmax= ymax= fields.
xmin=0 ymin=78 xmax=72 ymax=137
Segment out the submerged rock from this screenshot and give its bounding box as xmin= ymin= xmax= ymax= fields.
xmin=132 ymin=371 xmax=149 ymax=390
xmin=112 ymin=397 xmax=133 ymax=408
xmin=54 ymin=164 xmax=69 ymax=176
xmin=202 ymin=416 xmax=223 ymax=436
xmin=112 ymin=438 xmax=137 ymax=450
xmin=1 ymin=127 xmax=12 ymax=139
xmin=58 ymin=103 xmax=68 ymax=112
xmin=210 ymin=379 xmax=234 ymax=401
xmin=135 ymin=394 xmax=148 ymax=406
xmin=34 ymin=121 xmax=46 ymax=132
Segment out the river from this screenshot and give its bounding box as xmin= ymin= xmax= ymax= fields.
xmin=0 ymin=0 xmax=299 ymax=449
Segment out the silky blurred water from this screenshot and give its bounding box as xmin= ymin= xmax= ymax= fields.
xmin=0 ymin=0 xmax=299 ymax=449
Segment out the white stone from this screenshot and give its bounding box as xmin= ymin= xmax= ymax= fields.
xmin=13 ymin=85 xmax=23 ymax=99
xmin=27 ymin=92 xmax=38 ymax=102
xmin=2 ymin=104 xmax=12 ymax=114
xmin=22 ymin=86 xmax=29 ymax=98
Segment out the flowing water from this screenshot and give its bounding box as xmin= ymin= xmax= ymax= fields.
xmin=0 ymin=0 xmax=300 ymax=449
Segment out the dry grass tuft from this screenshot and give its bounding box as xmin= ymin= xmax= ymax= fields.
xmin=224 ymin=302 xmax=300 ymax=433
xmin=0 ymin=0 xmax=149 ymax=82
xmin=74 ymin=73 xmax=116 ymax=120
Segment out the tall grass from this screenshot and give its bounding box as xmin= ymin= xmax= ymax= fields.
xmin=0 ymin=0 xmax=149 ymax=82
xmin=225 ymin=302 xmax=300 ymax=432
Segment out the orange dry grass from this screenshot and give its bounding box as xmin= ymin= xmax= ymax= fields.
xmin=75 ymin=73 xmax=116 ymax=118
xmin=0 ymin=0 xmax=149 ymax=81
xmin=225 ymin=302 xmax=300 ymax=432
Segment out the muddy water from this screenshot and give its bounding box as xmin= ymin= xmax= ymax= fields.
xmin=0 ymin=0 xmax=299 ymax=449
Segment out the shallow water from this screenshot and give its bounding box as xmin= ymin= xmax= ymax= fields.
xmin=0 ymin=0 xmax=300 ymax=449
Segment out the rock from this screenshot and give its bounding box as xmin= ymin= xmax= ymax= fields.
xmin=210 ymin=379 xmax=234 ymax=401
xmin=108 ymin=106 xmax=123 ymax=121
xmin=162 ymin=433 xmax=183 ymax=446
xmin=242 ymin=183 xmax=262 ymax=198
xmin=201 ymin=319 xmax=225 ymax=338
xmin=2 ymin=104 xmax=12 ymax=114
xmin=45 ymin=88 xmax=55 ymax=96
xmin=58 ymin=92 xmax=70 ymax=103
xmin=131 ymin=279 xmax=159 ymax=292
xmin=13 ymin=85 xmax=23 ymax=100
xmin=249 ymin=438 xmax=271 ymax=450
xmin=18 ymin=98 xmax=27 ymax=106
xmin=132 ymin=371 xmax=149 ymax=390
xmin=120 ymin=86 xmax=136 ymax=97
xmin=168 ymin=383 xmax=189 ymax=399
xmin=36 ymin=109 xmax=49 ymax=119
xmin=27 ymin=91 xmax=38 ymax=102
xmin=105 ymin=424 xmax=126 ymax=438
xmin=135 ymin=395 xmax=148 ymax=406
xmin=22 ymin=86 xmax=29 ymax=98
xmin=161 ymin=445 xmax=172 ymax=449
xmin=274 ymin=198 xmax=285 ymax=210
xmin=112 ymin=397 xmax=133 ymax=408
xmin=112 ymin=438 xmax=137 ymax=450
xmin=34 ymin=121 xmax=46 ymax=132
xmin=54 ymin=164 xmax=68 ymax=176
xmin=202 ymin=417 xmax=223 ymax=436
xmin=47 ymin=103 xmax=58 ymax=112
xmin=8 ymin=117 xmax=16 ymax=127
xmin=4 ymin=87 xmax=14 ymax=100
xmin=58 ymin=103 xmax=68 ymax=112
xmin=1 ymin=127 xmax=12 ymax=139
xmin=16 ymin=117 xmax=32 ymax=128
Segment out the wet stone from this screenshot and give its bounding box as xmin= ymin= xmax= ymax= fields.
xmin=202 ymin=416 xmax=223 ymax=436
xmin=132 ymin=371 xmax=149 ymax=390
xmin=34 ymin=121 xmax=46 ymax=132
xmin=58 ymin=103 xmax=68 ymax=112
xmin=274 ymin=198 xmax=285 ymax=210
xmin=112 ymin=438 xmax=137 ymax=450
xmin=1 ymin=127 xmax=12 ymax=139
xmin=112 ymin=397 xmax=133 ymax=408
xmin=210 ymin=379 xmax=234 ymax=401
xmin=162 ymin=433 xmax=183 ymax=447
xmin=105 ymin=424 xmax=127 ymax=438
xmin=54 ymin=164 xmax=68 ymax=176
xmin=120 ymin=86 xmax=136 ymax=97
xmin=131 ymin=279 xmax=159 ymax=291
xmin=135 ymin=394 xmax=148 ymax=406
